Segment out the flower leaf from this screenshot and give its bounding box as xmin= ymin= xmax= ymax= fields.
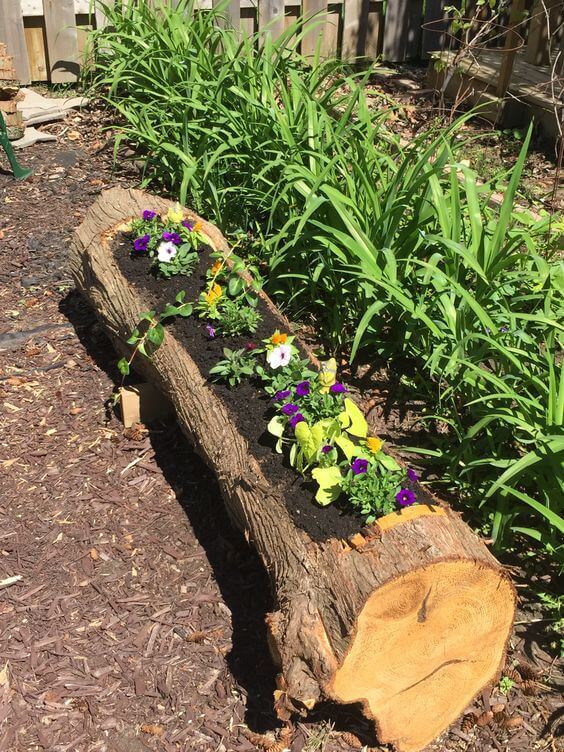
xmin=311 ymin=466 xmax=343 ymax=506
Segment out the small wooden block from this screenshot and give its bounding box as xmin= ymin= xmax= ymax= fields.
xmin=120 ymin=383 xmax=173 ymax=428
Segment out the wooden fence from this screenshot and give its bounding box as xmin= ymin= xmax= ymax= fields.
xmin=0 ymin=0 xmax=454 ymax=84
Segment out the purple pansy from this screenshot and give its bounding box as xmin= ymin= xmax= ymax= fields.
xmin=295 ymin=380 xmax=310 ymax=397
xmin=142 ymin=210 xmax=156 ymax=221
xmin=162 ymin=231 xmax=182 ymax=245
xmin=288 ymin=413 xmax=305 ymax=429
xmin=396 ymin=488 xmax=416 ymax=507
xmin=407 ymin=467 xmax=419 ymax=483
xmin=182 ymin=220 xmax=194 ymax=231
xmin=274 ymin=389 xmax=291 ymax=401
xmin=351 ymin=458 xmax=368 ymax=475
xmin=281 ymin=403 xmax=300 ymax=416
xmin=321 ymin=445 xmax=333 ymax=454
xmin=133 ymin=234 xmax=151 ymax=252
xmin=205 ymin=324 xmax=216 ymax=339
xmin=330 ymin=383 xmax=348 ymax=394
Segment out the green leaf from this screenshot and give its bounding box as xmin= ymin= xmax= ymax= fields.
xmin=267 ymin=415 xmax=285 ymax=439
xmin=147 ymin=323 xmax=165 ymax=347
xmin=311 ymin=466 xmax=343 ymax=506
xmin=376 ymin=452 xmax=401 ymax=471
xmin=339 ymin=398 xmax=368 ymax=438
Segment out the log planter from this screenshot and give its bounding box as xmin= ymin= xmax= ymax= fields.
xmin=70 ymin=188 xmax=516 ymax=752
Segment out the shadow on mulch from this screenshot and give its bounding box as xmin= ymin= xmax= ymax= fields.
xmin=59 ymin=290 xmax=379 ymax=747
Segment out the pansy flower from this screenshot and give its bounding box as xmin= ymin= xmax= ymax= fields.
xmin=351 ymin=458 xmax=368 ymax=475
xmin=162 ymin=231 xmax=182 ymax=245
xmin=366 ymin=436 xmax=383 ymax=454
xmin=205 ymin=324 xmax=216 ymax=339
xmin=204 ymin=283 xmax=222 ymax=306
xmin=167 ymin=204 xmax=184 ymax=223
xmin=270 ymin=331 xmax=288 ymax=346
xmin=295 ymin=380 xmax=310 ymax=397
xmin=407 ymin=468 xmax=419 ymax=483
xmin=321 ymin=445 xmax=333 ymax=454
xmin=330 ymin=382 xmax=347 ymax=394
xmin=396 ymin=488 xmax=416 ymax=507
xmin=267 ymin=344 xmax=292 ymax=369
xmin=288 ymin=413 xmax=305 ymax=429
xmin=281 ymin=403 xmax=299 ymax=416
xmin=133 ymin=234 xmax=150 ymax=252
xmin=157 ymin=241 xmax=178 ymax=263
xmin=142 ymin=210 xmax=156 ymax=221
xmin=181 ymin=220 xmax=193 ymax=231
xmin=274 ymin=389 xmax=291 ymax=401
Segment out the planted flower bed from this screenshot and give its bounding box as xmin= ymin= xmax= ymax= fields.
xmin=71 ymin=188 xmax=516 ymax=752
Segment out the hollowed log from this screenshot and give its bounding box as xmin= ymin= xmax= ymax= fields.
xmin=70 ymin=188 xmax=515 ymax=752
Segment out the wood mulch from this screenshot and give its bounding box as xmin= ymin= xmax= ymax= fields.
xmin=0 ymin=103 xmax=562 ymax=752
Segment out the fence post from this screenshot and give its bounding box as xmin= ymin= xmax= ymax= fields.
xmin=212 ymin=0 xmax=241 ymax=31
xmin=0 ymin=0 xmax=31 ymax=84
xmin=259 ymin=0 xmax=285 ymax=41
xmin=301 ymin=0 xmax=328 ymax=56
xmin=382 ymin=0 xmax=424 ymax=61
xmin=342 ymin=0 xmax=369 ymax=59
xmin=43 ymin=0 xmax=79 ymax=83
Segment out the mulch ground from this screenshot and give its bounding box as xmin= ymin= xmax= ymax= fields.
xmin=0 ymin=103 xmax=562 ymax=752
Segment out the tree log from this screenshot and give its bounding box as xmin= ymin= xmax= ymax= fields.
xmin=70 ymin=188 xmax=516 ymax=752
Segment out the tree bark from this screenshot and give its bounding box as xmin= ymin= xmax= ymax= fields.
xmin=70 ymin=188 xmax=516 ymax=752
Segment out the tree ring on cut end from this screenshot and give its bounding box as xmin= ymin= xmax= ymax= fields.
xmin=329 ymin=560 xmax=515 ymax=752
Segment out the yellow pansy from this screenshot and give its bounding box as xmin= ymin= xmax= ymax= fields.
xmin=366 ymin=436 xmax=384 ymax=454
xmin=318 ymin=357 xmax=337 ymax=393
xmin=167 ymin=204 xmax=184 ymax=223
xmin=204 ymin=283 xmax=222 ymax=306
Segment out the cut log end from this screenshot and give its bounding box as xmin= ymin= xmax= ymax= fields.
xmin=329 ymin=560 xmax=515 ymax=752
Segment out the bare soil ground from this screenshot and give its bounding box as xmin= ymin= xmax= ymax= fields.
xmin=0 ymin=104 xmax=562 ymax=752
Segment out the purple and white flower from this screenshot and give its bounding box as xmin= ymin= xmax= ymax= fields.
xmin=266 ymin=344 xmax=292 ymax=369
xmin=157 ymin=241 xmax=178 ymax=263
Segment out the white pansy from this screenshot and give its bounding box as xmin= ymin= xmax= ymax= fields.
xmin=266 ymin=344 xmax=292 ymax=369
xmin=157 ymin=241 xmax=178 ymax=263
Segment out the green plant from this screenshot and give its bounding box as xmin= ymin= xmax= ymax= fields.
xmin=498 ymin=676 xmax=515 ymax=695
xmin=215 ymin=298 xmax=261 ymax=336
xmin=117 ymin=290 xmax=193 ymax=377
xmin=90 ymin=0 xmax=563 ymax=563
xmin=209 ymin=347 xmax=256 ymax=387
xmin=341 ymin=463 xmax=404 ymax=521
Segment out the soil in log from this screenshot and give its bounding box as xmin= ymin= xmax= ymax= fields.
xmin=70 ymin=188 xmax=516 ymax=752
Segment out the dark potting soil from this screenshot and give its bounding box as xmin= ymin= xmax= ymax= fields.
xmin=114 ymin=235 xmax=364 ymax=541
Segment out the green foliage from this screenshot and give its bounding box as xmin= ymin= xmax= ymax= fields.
xmin=209 ymin=347 xmax=256 ymax=387
xmin=156 ymin=244 xmax=199 ymax=278
xmin=341 ymin=463 xmax=404 ymax=521
xmin=91 ymin=0 xmax=563 ymax=562
xmin=214 ymin=298 xmax=261 ymax=336
xmin=498 ymin=676 xmax=515 ymax=695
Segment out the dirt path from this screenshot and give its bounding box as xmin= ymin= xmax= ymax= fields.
xmin=0 ymin=106 xmax=561 ymax=752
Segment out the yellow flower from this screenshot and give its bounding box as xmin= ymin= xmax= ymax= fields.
xmin=366 ymin=436 xmax=384 ymax=454
xmin=270 ymin=331 xmax=288 ymax=345
xmin=167 ymin=204 xmax=184 ymax=223
xmin=204 ymin=283 xmax=222 ymax=306
xmin=211 ymin=260 xmax=223 ymax=275
xmin=193 ymin=220 xmax=203 ymax=232
xmin=318 ymin=358 xmax=337 ymax=392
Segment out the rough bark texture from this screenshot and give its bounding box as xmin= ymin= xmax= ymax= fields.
xmin=70 ymin=188 xmax=516 ymax=752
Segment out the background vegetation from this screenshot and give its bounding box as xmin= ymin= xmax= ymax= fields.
xmin=88 ymin=0 xmax=563 ymax=565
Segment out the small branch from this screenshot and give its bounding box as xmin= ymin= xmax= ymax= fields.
xmin=0 ymin=575 xmax=22 ymax=590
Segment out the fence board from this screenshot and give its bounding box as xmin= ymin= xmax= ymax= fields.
xmin=43 ymin=0 xmax=79 ymax=82
xmin=302 ymin=0 xmax=328 ymax=56
xmin=212 ymin=0 xmax=241 ymax=29
xmin=24 ymin=18 xmax=48 ymax=80
xmin=382 ymin=0 xmax=423 ymax=61
xmin=0 ymin=0 xmax=31 ymax=84
xmin=258 ymin=0 xmax=285 ymax=40
xmin=342 ymin=0 xmax=369 ymax=59
xmin=422 ymin=0 xmax=448 ymax=57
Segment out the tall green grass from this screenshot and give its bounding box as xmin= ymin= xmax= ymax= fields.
xmin=88 ymin=0 xmax=563 ymax=562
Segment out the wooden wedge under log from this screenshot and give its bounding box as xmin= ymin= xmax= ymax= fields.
xmin=0 ymin=43 xmax=24 ymax=140
xmin=70 ymin=188 xmax=516 ymax=752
